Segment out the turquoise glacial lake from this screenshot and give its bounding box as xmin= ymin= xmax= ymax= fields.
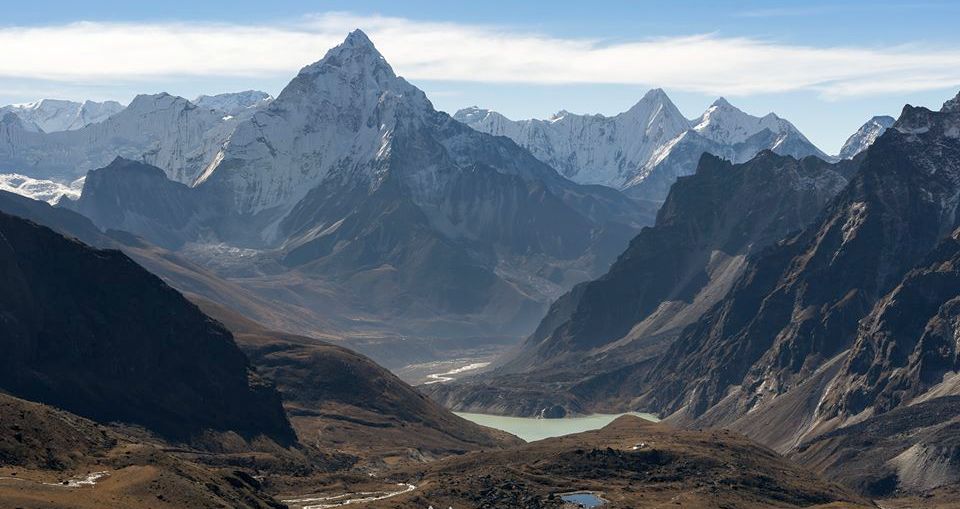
xmin=454 ymin=412 xmax=659 ymax=442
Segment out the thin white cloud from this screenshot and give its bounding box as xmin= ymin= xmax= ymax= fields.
xmin=0 ymin=12 xmax=959 ymax=98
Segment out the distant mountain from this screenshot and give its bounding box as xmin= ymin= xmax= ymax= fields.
xmin=454 ymin=89 xmax=690 ymax=189
xmin=838 ymin=115 xmax=896 ymax=159
xmin=194 ymin=90 xmax=273 ymax=116
xmin=0 ymin=211 xmax=294 ymax=443
xmin=0 ymin=99 xmax=124 ymax=133
xmin=71 ymin=31 xmax=649 ymax=344
xmin=455 ymin=93 xmax=829 ymax=202
xmin=0 ymin=92 xmax=231 ymax=183
xmin=431 ymin=91 xmax=960 ymax=499
xmin=0 ymin=173 xmax=83 ymax=204
xmin=73 ymin=157 xmax=200 ymax=248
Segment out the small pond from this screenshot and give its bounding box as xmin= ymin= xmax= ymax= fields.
xmin=560 ymin=492 xmax=606 ymax=507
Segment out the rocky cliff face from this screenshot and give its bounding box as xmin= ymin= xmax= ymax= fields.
xmin=817 ymin=232 xmax=960 ymax=425
xmin=642 ymin=92 xmax=960 ymax=425
xmin=0 ymin=211 xmax=294 ymax=443
xmin=509 ymin=151 xmax=855 ymax=369
xmin=72 ymin=157 xmax=203 ymax=248
xmin=426 ymin=150 xmax=856 ymax=415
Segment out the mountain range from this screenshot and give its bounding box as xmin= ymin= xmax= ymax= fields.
xmin=52 ymin=30 xmax=650 ymax=353
xmin=455 ymin=92 xmax=831 ymax=203
xmin=193 ymin=90 xmax=273 ymax=115
xmin=0 ymin=99 xmax=124 ymax=133
xmin=428 ymin=149 xmax=860 ymax=415
xmin=436 ymin=91 xmax=960 ymax=497
xmin=0 ymin=90 xmax=273 ymax=183
xmin=1 ymin=25 xmax=959 ymax=508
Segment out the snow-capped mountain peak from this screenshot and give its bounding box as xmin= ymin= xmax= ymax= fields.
xmin=194 ymin=90 xmax=273 ymax=115
xmin=838 ymin=115 xmax=896 ymax=159
xmin=197 ymin=29 xmax=431 ymax=217
xmin=693 ymin=98 xmax=792 ymax=145
xmin=711 ymin=96 xmax=732 ymax=108
xmin=453 ymin=88 xmax=691 ymax=187
xmin=454 ymin=106 xmax=494 ymax=125
xmin=0 ymin=98 xmax=124 ymax=133
xmin=123 ymin=93 xmax=197 ymax=117
xmin=299 ymin=28 xmax=398 ymax=82
xmin=456 ymin=90 xmax=827 ymax=197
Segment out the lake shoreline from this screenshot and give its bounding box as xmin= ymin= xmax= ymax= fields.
xmin=455 ymin=411 xmax=660 ymax=442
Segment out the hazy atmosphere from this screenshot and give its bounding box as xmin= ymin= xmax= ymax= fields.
xmin=2 ymin=2 xmax=960 ymax=508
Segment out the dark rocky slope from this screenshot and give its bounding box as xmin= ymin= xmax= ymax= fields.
xmin=72 ymin=156 xmax=202 ymax=249
xmin=509 ymin=151 xmax=856 ymax=370
xmin=0 ymin=192 xmax=519 ymax=460
xmin=0 ymin=189 xmax=343 ymax=337
xmin=642 ymin=93 xmax=960 ymax=425
xmin=818 ymin=231 xmax=960 ymax=426
xmin=0 ymin=393 xmax=287 ymax=509
xmin=763 ymin=231 xmax=960 ymax=496
xmin=0 ymin=211 xmax=294 ymax=443
xmin=427 ymin=150 xmax=856 ymax=415
xmin=195 ymin=298 xmax=522 ymax=462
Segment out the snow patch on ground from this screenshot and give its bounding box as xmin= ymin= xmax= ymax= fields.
xmin=283 ymin=482 xmax=416 ymax=508
xmin=43 ymin=471 xmax=110 ymax=488
xmin=0 ymin=173 xmax=84 ymax=204
xmin=424 ymin=362 xmax=491 ymax=385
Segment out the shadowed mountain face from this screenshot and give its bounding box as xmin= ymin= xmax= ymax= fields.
xmin=767 ymin=232 xmax=960 ymax=496
xmin=0 ymin=188 xmax=345 ymax=337
xmin=510 ymin=152 xmax=857 ymax=368
xmin=73 ymin=157 xmax=201 ymax=248
xmin=196 ymin=299 xmax=522 ymax=459
xmin=0 ymin=211 xmax=294 ymax=443
xmin=68 ymin=31 xmax=649 ymax=344
xmin=426 ymin=150 xmax=856 ymax=416
xmin=642 ymin=94 xmax=960 ymax=425
xmin=0 ymin=191 xmax=519 ymax=461
xmin=819 ymin=231 xmax=960 ymax=422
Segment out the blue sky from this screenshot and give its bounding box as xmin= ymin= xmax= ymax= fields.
xmin=3 ymin=0 xmax=960 ymax=153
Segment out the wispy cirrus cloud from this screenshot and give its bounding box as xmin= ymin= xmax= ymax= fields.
xmin=0 ymin=11 xmax=958 ymax=99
